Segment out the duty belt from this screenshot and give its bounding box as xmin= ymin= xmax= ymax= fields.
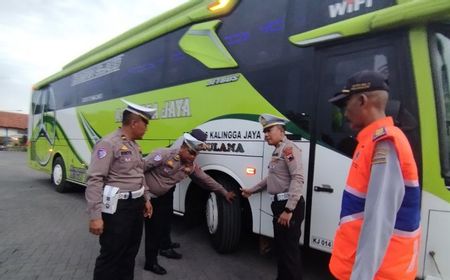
xmin=271 ymin=192 xmax=289 ymax=202
xmin=118 ymin=186 xmax=144 ymax=200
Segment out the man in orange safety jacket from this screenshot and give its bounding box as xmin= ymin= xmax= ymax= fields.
xmin=328 ymin=70 xmax=421 ymax=280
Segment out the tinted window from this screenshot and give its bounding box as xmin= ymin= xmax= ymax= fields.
xmin=315 ymin=33 xmax=420 ymax=160
xmin=287 ymin=0 xmax=395 ymax=35
xmin=164 ymin=28 xmax=212 ymax=86
xmin=31 ymin=90 xmax=43 ymax=115
xmin=218 ymin=0 xmax=289 ymax=68
xmin=49 ymin=26 xmax=220 ymax=110
xmin=216 ymin=0 xmax=315 ymax=137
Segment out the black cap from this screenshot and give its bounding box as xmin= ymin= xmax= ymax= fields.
xmin=189 ymin=129 xmax=207 ymax=142
xmin=183 ymin=129 xmax=208 ymax=152
xmin=329 ymin=70 xmax=389 ymax=107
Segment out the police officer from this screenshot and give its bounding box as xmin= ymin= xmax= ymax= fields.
xmin=328 ymin=70 xmax=420 ymax=279
xmin=143 ymin=129 xmax=236 ymax=275
xmin=241 ymin=114 xmax=305 ymax=280
xmin=85 ymin=99 xmax=155 ymax=280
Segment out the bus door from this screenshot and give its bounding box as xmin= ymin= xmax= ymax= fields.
xmin=308 ymin=30 xmax=417 ymax=252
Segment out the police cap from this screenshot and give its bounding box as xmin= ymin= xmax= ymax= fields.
xmin=121 ymin=99 xmax=156 ymax=122
xmin=259 ymin=114 xmax=288 ymax=132
xmin=329 ymin=70 xmax=389 ymax=108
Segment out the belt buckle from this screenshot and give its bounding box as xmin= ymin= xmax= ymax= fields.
xmin=275 ymin=193 xmax=281 ymax=201
xmin=276 ymin=192 xmax=288 ymax=201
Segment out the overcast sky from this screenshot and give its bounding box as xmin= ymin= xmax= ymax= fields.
xmin=0 ymin=0 xmax=187 ymax=113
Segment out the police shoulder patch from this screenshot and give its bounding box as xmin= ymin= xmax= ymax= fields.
xmin=97 ymin=148 xmax=107 ymax=159
xmin=153 ymin=154 xmax=162 ymax=161
xmin=283 ymin=147 xmax=294 ymax=161
xmin=373 ymin=127 xmax=387 ymax=141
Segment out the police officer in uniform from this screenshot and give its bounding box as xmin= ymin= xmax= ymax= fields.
xmin=242 ymin=114 xmax=305 ymax=280
xmin=143 ymin=129 xmax=236 ymax=275
xmin=85 ymin=99 xmax=155 ymax=280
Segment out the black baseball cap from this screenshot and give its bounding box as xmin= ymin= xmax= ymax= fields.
xmin=189 ymin=129 xmax=207 ymax=142
xmin=329 ymin=70 xmax=389 ymax=108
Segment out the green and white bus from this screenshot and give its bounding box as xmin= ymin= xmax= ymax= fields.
xmin=28 ymin=0 xmax=450 ymax=278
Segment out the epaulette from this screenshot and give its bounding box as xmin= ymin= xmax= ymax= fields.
xmin=373 ymin=127 xmax=387 ymax=141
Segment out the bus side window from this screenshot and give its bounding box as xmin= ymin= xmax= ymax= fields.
xmin=315 ymin=36 xmax=419 ymax=160
xmin=44 ymin=88 xmax=56 ymax=112
xmin=32 ymin=90 xmax=43 ymax=115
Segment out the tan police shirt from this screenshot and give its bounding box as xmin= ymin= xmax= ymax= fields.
xmin=85 ymin=128 xmax=148 ymax=219
xmin=144 ymin=147 xmax=228 ymax=197
xmin=248 ymin=136 xmax=304 ymax=210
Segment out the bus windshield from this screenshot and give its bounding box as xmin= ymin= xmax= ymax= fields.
xmin=431 ymin=24 xmax=450 ymax=186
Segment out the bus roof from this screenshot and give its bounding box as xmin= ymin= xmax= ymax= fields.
xmin=33 ymin=0 xmax=239 ymax=90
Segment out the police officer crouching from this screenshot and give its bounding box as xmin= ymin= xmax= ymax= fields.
xmin=242 ymin=114 xmax=305 ymax=280
xmin=143 ymin=129 xmax=235 ymax=275
xmin=85 ymin=99 xmax=154 ymax=280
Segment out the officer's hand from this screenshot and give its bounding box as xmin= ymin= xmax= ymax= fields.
xmin=144 ymin=200 xmax=153 ymax=218
xmin=277 ymin=211 xmax=292 ymax=227
xmin=240 ymin=188 xmax=252 ymax=198
xmin=89 ymin=219 xmax=104 ymax=235
xmin=224 ymin=191 xmax=236 ymax=203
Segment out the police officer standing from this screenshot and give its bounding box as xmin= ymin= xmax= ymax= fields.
xmin=85 ymin=99 xmax=155 ymax=280
xmin=143 ymin=129 xmax=236 ymax=275
xmin=242 ymin=114 xmax=305 ymax=280
xmin=328 ymin=70 xmax=421 ymax=279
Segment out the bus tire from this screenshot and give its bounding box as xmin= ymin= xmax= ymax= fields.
xmin=51 ymin=157 xmax=71 ymax=193
xmin=205 ymin=176 xmax=241 ymax=253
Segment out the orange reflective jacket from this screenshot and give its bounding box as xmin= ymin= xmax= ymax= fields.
xmin=329 ymin=117 xmax=420 ymax=280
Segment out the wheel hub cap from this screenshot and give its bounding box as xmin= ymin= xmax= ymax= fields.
xmin=206 ymin=193 xmax=219 ymax=234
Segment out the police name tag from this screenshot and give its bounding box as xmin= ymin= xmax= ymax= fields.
xmin=102 ymin=185 xmax=120 ymax=214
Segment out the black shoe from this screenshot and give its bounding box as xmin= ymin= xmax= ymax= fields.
xmin=144 ymin=263 xmax=167 ymax=275
xmin=169 ymin=242 xmax=180 ymax=249
xmin=159 ymin=248 xmax=182 ymax=259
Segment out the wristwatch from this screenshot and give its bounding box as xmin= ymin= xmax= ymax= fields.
xmin=284 ymin=207 xmax=293 ymax=213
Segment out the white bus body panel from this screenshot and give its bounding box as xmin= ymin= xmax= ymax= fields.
xmin=309 ymin=145 xmax=351 ymax=252
xmin=173 ymin=119 xmax=265 ymax=233
xmin=421 ymin=191 xmax=450 ymax=280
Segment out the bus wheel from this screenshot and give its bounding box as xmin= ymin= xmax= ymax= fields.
xmin=205 ymin=176 xmax=241 ymax=253
xmin=52 ymin=157 xmax=70 ymax=193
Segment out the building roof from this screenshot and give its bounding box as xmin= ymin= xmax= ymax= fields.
xmin=0 ymin=111 xmax=28 ymax=130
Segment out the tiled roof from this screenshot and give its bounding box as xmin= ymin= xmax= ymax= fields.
xmin=0 ymin=111 xmax=28 ymax=130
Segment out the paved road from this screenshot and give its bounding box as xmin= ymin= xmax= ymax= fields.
xmin=0 ymin=151 xmax=333 ymax=280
